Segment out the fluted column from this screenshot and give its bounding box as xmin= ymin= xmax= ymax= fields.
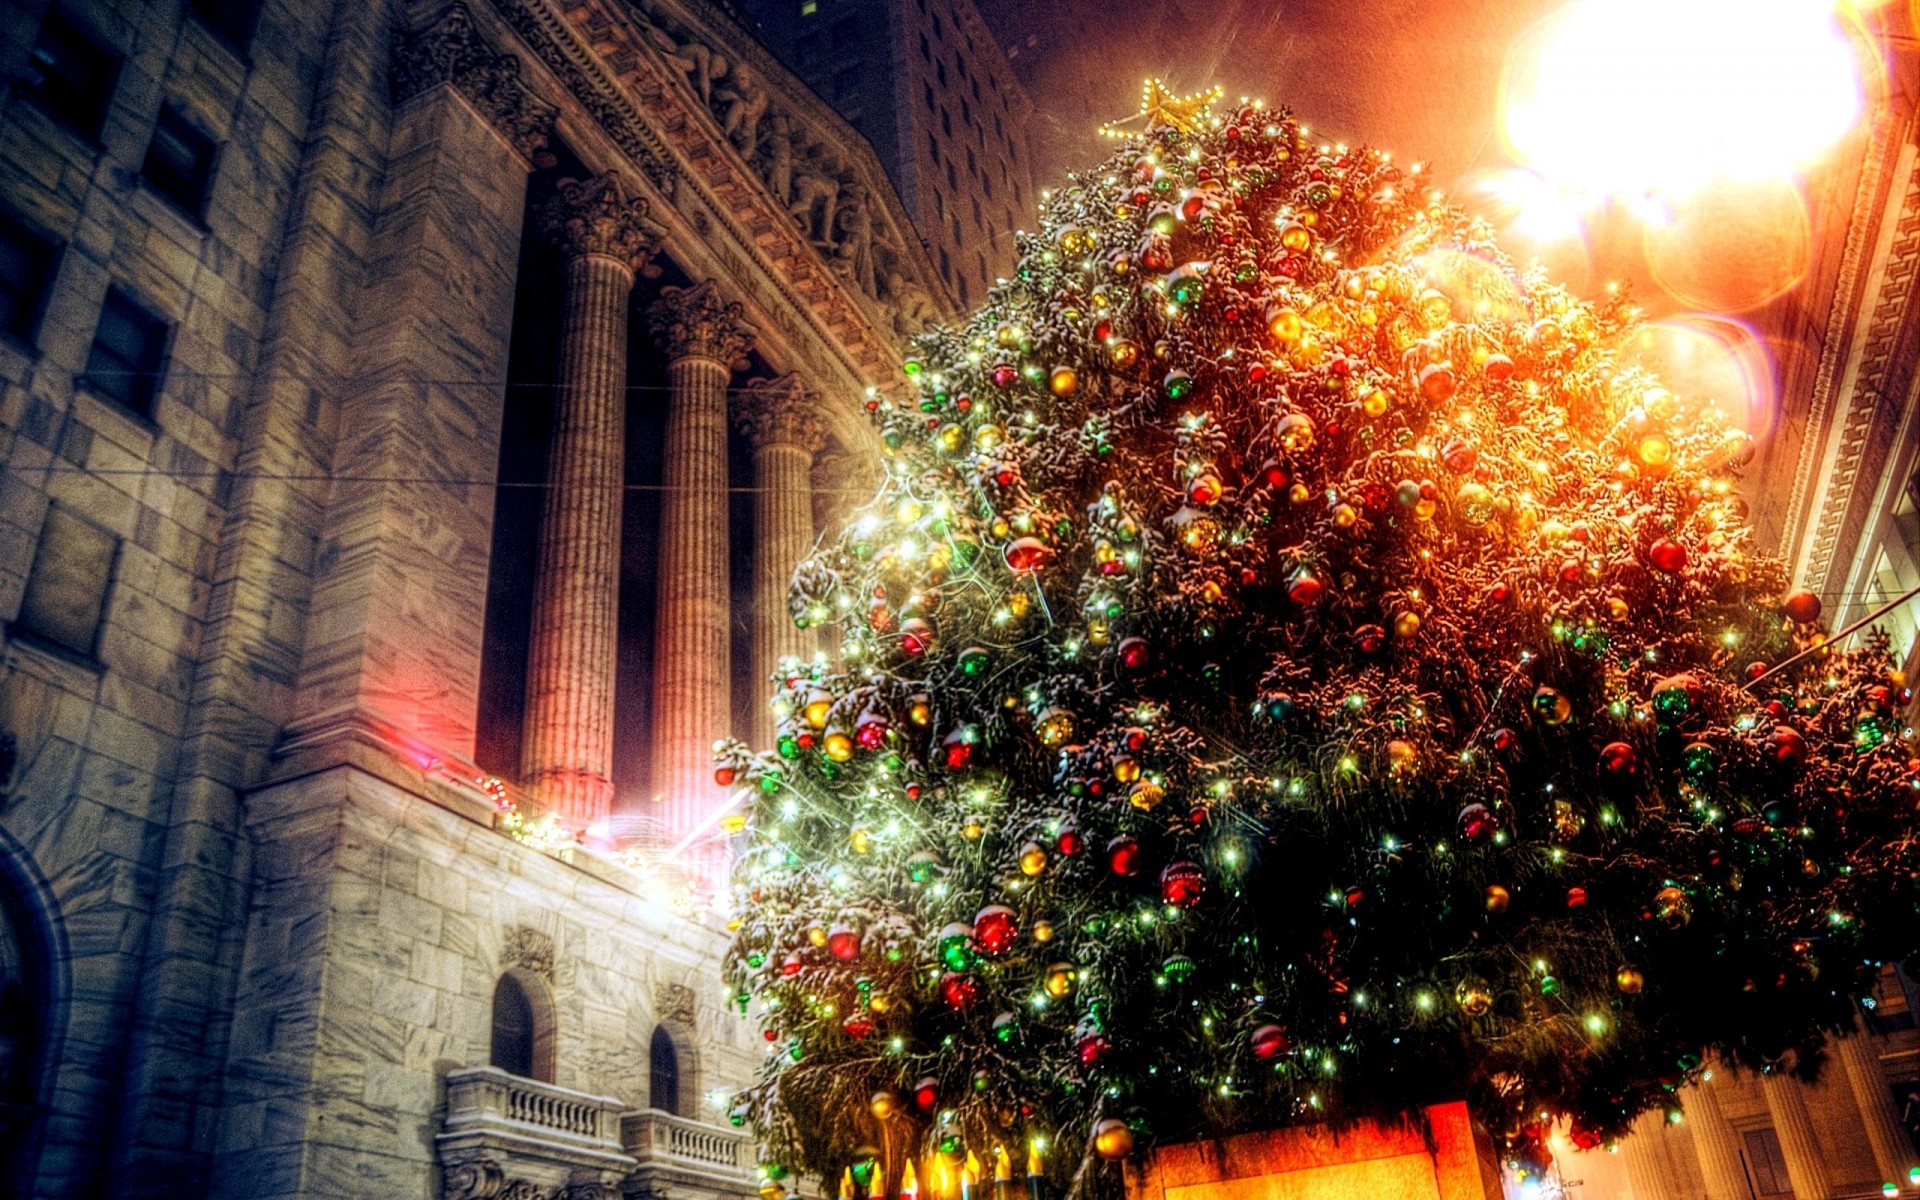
xmin=1760 ymin=1069 xmax=1833 ymax=1199
xmin=647 ymin=282 xmax=755 ymax=846
xmin=1835 ymin=1024 xmax=1916 ymax=1190
xmin=731 ymin=376 xmax=829 ymax=747
xmin=521 ymin=173 xmax=657 ymax=831
xmin=1621 ymin=1111 xmax=1671 ymax=1200
xmin=1688 ymin=1073 xmax=1754 ymax=1200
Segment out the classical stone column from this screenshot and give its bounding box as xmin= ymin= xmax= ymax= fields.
xmin=731 ymin=375 xmax=828 ymax=748
xmin=520 ymin=173 xmax=657 ymax=830
xmin=1835 ymin=1024 xmax=1916 ymax=1189
xmin=646 ymin=282 xmax=755 ymax=845
xmin=1687 ymin=1073 xmax=1754 ymax=1200
xmin=1621 ymin=1111 xmax=1672 ymax=1200
xmin=1760 ymin=1070 xmax=1833 ymax=1199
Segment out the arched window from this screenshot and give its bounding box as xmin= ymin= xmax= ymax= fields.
xmin=650 ymin=1025 xmax=682 ymax=1115
xmin=0 ymin=826 xmax=55 ymax=1196
xmin=491 ymin=972 xmax=553 ymax=1082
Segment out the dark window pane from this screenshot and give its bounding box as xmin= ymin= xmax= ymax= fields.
xmin=0 ymin=217 xmax=58 ymax=343
xmin=919 ymin=33 xmax=929 ymax=60
xmin=490 ymin=975 xmax=535 ymax=1078
xmin=84 ymin=288 xmax=170 ymax=418
xmin=20 ymin=10 xmax=121 ymax=142
xmin=1740 ymin=1128 xmax=1792 ymax=1196
xmin=186 ymin=0 xmax=261 ymax=51
xmin=830 ymin=15 xmax=859 ymax=47
xmin=832 ymin=67 xmax=861 ymax=103
xmin=649 ymin=1026 xmax=680 ymax=1114
xmin=141 ymin=105 xmax=217 ymax=219
xmin=16 ymin=505 xmax=117 ymax=657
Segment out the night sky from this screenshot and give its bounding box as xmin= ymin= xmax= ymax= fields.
xmin=974 ymin=0 xmax=1564 ymax=187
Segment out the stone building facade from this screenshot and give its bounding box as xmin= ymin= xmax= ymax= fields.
xmin=740 ymin=0 xmax=1037 ymax=309
xmin=0 ymin=0 xmax=953 ymax=1195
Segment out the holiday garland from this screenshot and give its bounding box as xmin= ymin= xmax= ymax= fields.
xmin=718 ymin=87 xmax=1920 ymax=1195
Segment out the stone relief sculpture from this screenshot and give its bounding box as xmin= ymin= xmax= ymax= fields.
xmin=631 ymin=0 xmax=946 ymax=329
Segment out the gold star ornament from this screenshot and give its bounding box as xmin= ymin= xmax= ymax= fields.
xmin=1100 ymin=78 xmax=1226 ymax=138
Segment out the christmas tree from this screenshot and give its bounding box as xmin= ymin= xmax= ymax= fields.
xmin=719 ymin=80 xmax=1920 ymax=1194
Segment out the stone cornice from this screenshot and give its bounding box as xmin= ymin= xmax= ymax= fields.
xmin=730 ymin=374 xmax=828 ymax=454
xmin=647 ymin=280 xmax=755 ymax=365
xmin=481 ymin=0 xmax=679 ymax=191
xmin=535 ymin=172 xmax=660 ymax=268
xmin=393 ymin=2 xmax=558 ymax=163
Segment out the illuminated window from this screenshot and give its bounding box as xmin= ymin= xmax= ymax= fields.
xmin=800 ymin=0 xmax=818 ymax=14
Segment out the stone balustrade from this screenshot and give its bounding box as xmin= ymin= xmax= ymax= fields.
xmin=438 ymin=1066 xmax=635 ymax=1194
xmin=621 ymin=1108 xmax=752 ymax=1174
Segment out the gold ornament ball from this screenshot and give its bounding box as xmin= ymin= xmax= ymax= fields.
xmin=1049 ymin=366 xmax=1080 ymax=397
xmin=962 ymin=818 xmax=986 ymax=841
xmin=1032 ymin=920 xmax=1055 ymax=944
xmin=1393 ymin=611 xmax=1421 ymax=639
xmin=1019 ymin=842 xmax=1049 ymax=876
xmin=1276 ymin=412 xmax=1316 ymax=454
xmin=1129 ymin=780 xmax=1165 ymax=811
xmin=1279 ymin=222 xmax=1313 ymax=253
xmin=1008 ymin=592 xmax=1031 ymax=618
xmin=760 ymin=1181 xmax=787 ymax=1200
xmin=1036 ymin=707 xmax=1077 ymax=747
xmin=849 ymin=827 xmax=872 ymax=854
xmin=994 ymin=323 xmax=1022 ymax=349
xmin=869 ymin=991 xmax=895 ymax=1013
xmin=1092 ymin=1119 xmax=1135 ymax=1161
xmin=1108 ymin=338 xmax=1142 ymax=369
xmin=1044 ymin=962 xmax=1077 ymax=999
xmin=1484 ymin=884 xmax=1511 ymax=914
xmin=824 ymin=731 xmax=854 ymax=762
xmin=870 ymin=1091 xmax=901 ymax=1120
xmin=804 ymin=694 xmax=833 ymax=729
xmin=1616 ymin=966 xmax=1645 ymax=995
xmin=807 ymin=926 xmax=828 ymax=948
xmin=1332 ymin=502 xmax=1358 ymax=530
xmin=1455 ymin=979 xmax=1493 ymax=1016
xmin=1113 ymin=756 xmax=1142 ymax=784
xmin=1361 ymin=388 xmax=1390 ymax=418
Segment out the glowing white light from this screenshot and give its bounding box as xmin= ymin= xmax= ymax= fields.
xmin=1502 ymin=0 xmax=1863 ymax=201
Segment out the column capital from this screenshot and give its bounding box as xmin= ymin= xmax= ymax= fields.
xmin=392 ymin=2 xmax=557 ymax=163
xmin=536 ymin=173 xmax=660 ymax=270
xmin=731 ymin=375 xmax=828 ymax=455
xmin=646 ymin=280 xmax=754 ymax=366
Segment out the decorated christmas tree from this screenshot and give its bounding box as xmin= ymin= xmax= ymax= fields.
xmin=719 ymin=81 xmax=1920 ymax=1195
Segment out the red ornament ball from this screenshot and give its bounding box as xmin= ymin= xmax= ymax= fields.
xmin=1648 ymin=538 xmax=1689 ymax=574
xmin=842 ymin=1015 xmax=875 ymax=1040
xmin=1159 ymin=860 xmax=1207 ymax=909
xmin=714 ymin=765 xmax=735 ymax=786
xmin=827 ymin=926 xmax=861 ymax=961
xmin=1599 ymin=741 xmax=1639 ymax=777
xmin=1057 ymin=827 xmax=1085 ymax=857
xmin=939 ymin=971 xmax=981 ymax=1010
xmin=1118 ymin=637 xmax=1151 ymax=671
xmin=1458 ymin=803 xmax=1499 ymax=845
xmin=1107 ymin=835 xmax=1143 ymax=877
xmin=1768 ymin=725 xmax=1809 ymax=770
xmin=1567 ymin=886 xmax=1589 ymax=908
xmin=1287 ymin=574 xmax=1325 ymax=606
xmin=1005 ymin=537 xmax=1053 ymax=573
xmin=1249 ymin=1023 xmax=1292 ymax=1060
xmin=1782 ymin=589 xmax=1822 ymax=624
xmin=913 ymin=1076 xmax=940 ymax=1112
xmin=1076 ymin=1031 xmax=1113 ymax=1066
xmin=973 ymin=906 xmax=1019 ymax=956
xmin=990 ymin=363 xmax=1018 ymax=388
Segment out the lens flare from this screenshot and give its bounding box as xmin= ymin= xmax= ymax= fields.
xmin=1501 ymin=0 xmax=1864 ymax=201
xmin=1620 ymin=315 xmax=1778 ymax=441
xmin=1644 ymin=177 xmax=1814 ymax=311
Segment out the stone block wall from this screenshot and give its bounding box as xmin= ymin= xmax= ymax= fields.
xmin=213 ymin=763 xmax=757 ymax=1200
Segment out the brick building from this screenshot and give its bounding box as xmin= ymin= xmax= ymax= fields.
xmin=740 ymin=0 xmax=1037 ymax=309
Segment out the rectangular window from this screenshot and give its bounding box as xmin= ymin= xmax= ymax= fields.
xmin=919 ymin=33 xmax=930 ymax=60
xmin=956 ymin=274 xmax=969 ymax=307
xmin=20 ymin=9 xmax=121 ymax=143
xmin=15 ymin=504 xmax=118 ymax=658
xmin=83 ymin=288 xmax=170 ymax=419
xmin=933 ymin=190 xmax=944 ymax=221
xmin=1740 ymin=1129 xmax=1792 ymax=1197
xmin=938 ymin=247 xmax=951 ymax=283
xmin=940 ymin=107 xmax=951 ymax=136
xmin=936 ymin=60 xmax=947 ymax=86
xmin=927 ymin=132 xmax=940 ymax=163
xmin=833 ymin=67 xmax=861 ymax=103
xmin=971 ymin=196 xmax=982 ymax=226
xmin=946 ymin=161 xmax=957 ymax=191
xmin=141 ymin=105 xmax=218 ymax=219
xmin=924 ymin=83 xmax=934 ymax=112
xmin=186 ymin=0 xmax=262 ymax=52
xmin=967 ymin=147 xmax=977 ymax=178
xmin=800 ymin=0 xmax=818 ymax=14
xmin=931 ymin=12 xmax=942 ymax=38
xmin=0 ymin=214 xmax=59 ymax=345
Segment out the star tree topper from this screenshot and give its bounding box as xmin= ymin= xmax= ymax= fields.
xmin=1100 ymin=78 xmax=1227 ymax=138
